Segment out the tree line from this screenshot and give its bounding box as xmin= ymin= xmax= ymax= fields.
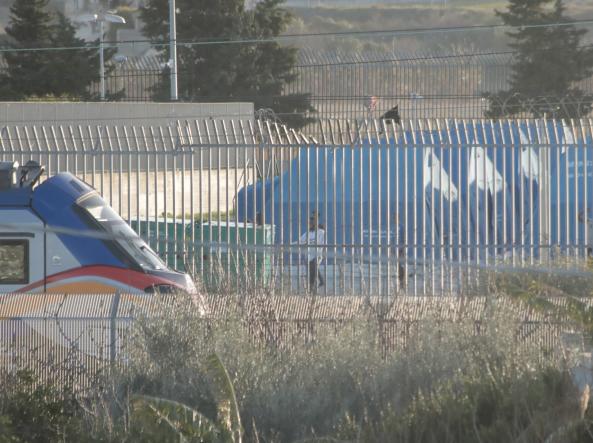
xmin=0 ymin=0 xmax=592 ymax=125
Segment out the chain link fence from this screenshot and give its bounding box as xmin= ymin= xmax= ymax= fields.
xmin=2 ymin=48 xmax=592 ymax=120
xmin=91 ymin=49 xmax=593 ymax=120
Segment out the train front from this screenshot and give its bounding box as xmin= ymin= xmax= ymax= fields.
xmin=30 ymin=173 xmax=196 ymax=295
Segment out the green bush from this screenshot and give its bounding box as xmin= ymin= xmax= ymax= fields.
xmin=118 ymin=295 xmax=582 ymax=442
xmin=0 ymin=371 xmax=90 ymax=442
xmin=4 ymin=289 xmax=593 ymax=442
xmin=344 ymin=368 xmax=583 ymax=442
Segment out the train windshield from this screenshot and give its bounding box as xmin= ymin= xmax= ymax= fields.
xmin=77 ymin=193 xmax=166 ymax=271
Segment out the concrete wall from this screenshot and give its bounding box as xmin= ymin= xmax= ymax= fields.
xmin=0 ymin=102 xmax=254 ymax=128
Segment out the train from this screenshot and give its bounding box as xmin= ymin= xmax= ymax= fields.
xmin=0 ymin=160 xmax=195 ymax=294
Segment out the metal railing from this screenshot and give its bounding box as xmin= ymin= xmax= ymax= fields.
xmin=88 ymin=51 xmax=517 ymax=119
xmin=1 ymin=117 xmax=592 ymax=297
xmin=3 ymin=49 xmax=592 ymax=120
xmin=94 ymin=50 xmax=593 ymax=121
xmin=0 ymin=293 xmax=130 ymax=391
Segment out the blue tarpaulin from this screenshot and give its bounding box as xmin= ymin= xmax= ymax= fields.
xmin=236 ymin=120 xmax=593 ymax=262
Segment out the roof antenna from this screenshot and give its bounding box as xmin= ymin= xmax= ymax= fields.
xmin=18 ymin=161 xmax=45 ymax=188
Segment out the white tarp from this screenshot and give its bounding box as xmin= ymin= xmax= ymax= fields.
xmin=423 ymin=148 xmax=459 ymax=200
xmin=519 ymin=128 xmax=540 ymax=182
xmin=469 ymin=146 xmax=505 ymax=193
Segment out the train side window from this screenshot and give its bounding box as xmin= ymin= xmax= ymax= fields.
xmin=0 ymin=239 xmax=29 ymax=284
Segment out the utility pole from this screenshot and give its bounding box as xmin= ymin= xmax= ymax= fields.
xmin=79 ymin=12 xmax=126 ymax=101
xmin=169 ymin=0 xmax=178 ymax=101
xmin=99 ymin=20 xmax=105 ymax=100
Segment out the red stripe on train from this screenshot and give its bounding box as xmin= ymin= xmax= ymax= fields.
xmin=18 ymin=265 xmax=173 ymax=292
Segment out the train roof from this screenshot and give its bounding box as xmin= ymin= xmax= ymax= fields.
xmin=0 ymin=161 xmax=94 ymax=209
xmin=0 ymin=161 xmax=46 ymax=205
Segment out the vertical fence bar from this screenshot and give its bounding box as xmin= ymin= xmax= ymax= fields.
xmin=385 ymin=119 xmax=391 ymax=297
xmin=480 ymin=120 xmax=488 ymax=269
xmin=393 ymin=120 xmax=400 ymax=294
xmin=349 ymin=121 xmax=355 ymax=293
xmin=331 ymin=123 xmax=338 ymax=296
xmin=204 ymin=121 xmax=214 ymax=285
xmin=134 ymin=127 xmax=147 ymax=246
xmin=366 ymin=121 xmax=373 ymax=295
xmin=420 ymin=120 xmax=432 ymax=295
xmin=180 ymin=123 xmax=187 ymax=273
xmin=316 ymin=123 xmax=322 ymax=295
xmin=48 ymin=126 xmax=58 ymax=178
xmin=338 ymin=120 xmax=346 ymax=295
xmin=411 ymin=120 xmax=419 ymax=296
xmin=444 ymin=119 xmax=455 ymax=294
xmin=403 ymin=120 xmax=410 ymax=294
xmin=358 ymin=121 xmax=364 ymax=294
xmin=585 ymin=119 xmax=592 ymax=258
xmin=262 ymin=121 xmax=269 ymax=292
xmin=489 ymin=120 xmax=497 ymax=264
xmin=539 ymin=118 xmax=550 ymax=265
xmin=77 ymin=126 xmax=87 ymax=182
xmin=146 ymin=127 xmax=156 ymax=245
xmin=278 ymin=129 xmax=284 ymax=296
xmin=473 ymin=120 xmax=480 ymax=281
xmin=526 ymin=120 xmax=534 ymax=264
xmin=114 ymin=127 xmax=124 ymax=218
xmin=169 ymin=126 xmax=178 ymax=269
xmin=269 ymin=123 xmax=277 ymax=295
xmin=297 ymin=128 xmax=303 ymax=294
xmin=250 ymin=121 xmax=258 ymax=292
xmin=213 ymin=121 xmax=223 ymax=281
xmin=500 ymin=120 xmax=509 ymax=260
xmin=90 ymin=126 xmax=97 ymax=197
xmin=452 ymin=120 xmax=461 ymax=278
xmin=374 ymin=119 xmax=382 ymax=297
xmin=572 ymin=119 xmax=579 ymax=259
xmin=508 ymin=119 xmax=517 ymax=264
xmin=99 ymin=126 xmax=105 ymax=199
xmin=552 ymin=120 xmax=561 ymax=255
xmin=564 ymin=120 xmax=571 ymax=257
xmin=221 ymin=121 xmax=231 ymax=287
xmin=122 ymin=127 xmax=131 ymax=224
xmin=518 ymin=122 xmax=525 ymax=262
xmin=66 ymin=126 xmax=75 ymax=175
xmin=196 ymin=121 xmax=204 ymax=281
xmin=160 ymin=127 xmax=170 ymax=263
xmin=433 ymin=120 xmax=442 ymax=294
xmin=288 ymin=130 xmax=293 ymax=295
xmin=460 ymin=120 xmax=471 ymax=289
xmin=240 ymin=120 xmax=248 ymax=290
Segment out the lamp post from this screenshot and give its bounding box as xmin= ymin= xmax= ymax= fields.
xmin=79 ymin=12 xmax=126 ymax=101
xmin=169 ymin=0 xmax=178 ymax=101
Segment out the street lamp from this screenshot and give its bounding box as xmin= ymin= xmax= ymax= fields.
xmin=78 ymin=12 xmax=126 ymax=101
xmin=169 ymin=0 xmax=178 ymax=101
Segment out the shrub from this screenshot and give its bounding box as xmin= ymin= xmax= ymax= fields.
xmin=0 ymin=371 xmax=90 ymax=442
xmin=120 ymin=295 xmax=572 ymax=442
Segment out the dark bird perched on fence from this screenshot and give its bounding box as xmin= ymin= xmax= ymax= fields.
xmin=380 ymin=105 xmax=401 ymax=125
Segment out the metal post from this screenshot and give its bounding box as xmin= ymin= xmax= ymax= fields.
xmin=110 ymin=292 xmax=121 ymax=364
xmin=100 ymin=20 xmax=105 ymax=101
xmin=169 ymin=0 xmax=178 ymax=101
